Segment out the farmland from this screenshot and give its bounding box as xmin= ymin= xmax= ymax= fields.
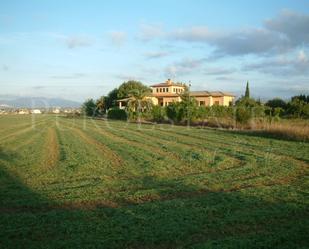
xmin=0 ymin=114 xmax=308 ymax=248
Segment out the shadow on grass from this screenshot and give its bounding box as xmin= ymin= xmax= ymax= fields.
xmin=0 ymin=150 xmax=308 ymax=249
xmin=0 ymin=147 xmax=20 ymax=163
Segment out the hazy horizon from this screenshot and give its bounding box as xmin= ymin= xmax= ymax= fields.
xmin=1 ymin=0 xmax=309 ymax=102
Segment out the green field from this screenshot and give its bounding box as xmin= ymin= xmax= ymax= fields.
xmin=0 ymin=115 xmax=308 ymax=248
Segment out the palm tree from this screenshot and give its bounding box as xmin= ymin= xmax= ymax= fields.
xmin=127 ymin=88 xmax=152 ymax=122
xmin=95 ymin=96 xmax=105 ymax=115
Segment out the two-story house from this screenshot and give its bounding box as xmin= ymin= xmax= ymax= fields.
xmin=118 ymin=79 xmax=235 ymax=109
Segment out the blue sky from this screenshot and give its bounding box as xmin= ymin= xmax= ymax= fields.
xmin=1 ymin=0 xmax=309 ymax=101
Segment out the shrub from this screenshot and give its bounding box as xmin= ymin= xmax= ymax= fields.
xmin=235 ymin=106 xmax=251 ymax=125
xmin=165 ymin=102 xmax=182 ymax=122
xmin=196 ymin=106 xmax=211 ymax=120
xmin=252 ymin=105 xmax=265 ymax=118
xmin=107 ymin=108 xmax=127 ymax=120
xmin=273 ymin=107 xmax=284 ymax=117
xmin=179 ymin=92 xmax=198 ymax=123
xmin=151 ymin=106 xmax=165 ymax=122
xmin=303 ymin=104 xmax=309 ymax=118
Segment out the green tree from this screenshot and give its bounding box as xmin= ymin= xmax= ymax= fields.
xmin=82 ymin=99 xmax=97 ymax=117
xmin=265 ymin=98 xmax=287 ymax=117
xmin=235 ymin=96 xmax=264 ymax=125
xmin=166 ymin=102 xmax=182 ymax=123
xmin=104 ymin=88 xmax=119 ymax=110
xmin=165 ymin=90 xmax=198 ymax=124
xmin=265 ymin=98 xmax=287 ymax=109
xmin=303 ymin=104 xmax=309 ymax=118
xmin=236 ymin=97 xmax=259 ymax=108
xmin=235 ymin=106 xmax=251 ymax=125
xmin=291 ymin=94 xmax=309 ymax=104
xmin=179 ymin=90 xmax=198 ymax=124
xmin=287 ymin=98 xmax=306 ymax=118
xmin=245 ymin=81 xmax=250 ymax=98
xmin=117 ymin=80 xmax=150 ymax=99
xmin=127 ymin=88 xmax=152 ymax=121
xmin=96 ymin=96 xmax=105 ymax=115
xmin=151 ymin=106 xmax=165 ymax=122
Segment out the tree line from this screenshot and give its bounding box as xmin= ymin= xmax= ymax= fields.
xmin=82 ymin=80 xmax=309 ymax=125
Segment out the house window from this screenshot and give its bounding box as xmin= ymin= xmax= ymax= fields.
xmin=160 ymin=88 xmax=162 ymax=92
xmin=163 ymin=88 xmax=165 ymax=92
xmin=173 ymin=88 xmax=175 ymax=92
xmin=199 ymin=101 xmax=205 ymax=106
xmin=156 ymin=88 xmax=159 ymax=92
xmin=214 ymin=101 xmax=220 ymax=105
xmin=166 ymin=88 xmax=169 ymax=92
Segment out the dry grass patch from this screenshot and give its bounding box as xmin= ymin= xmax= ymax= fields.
xmin=257 ymin=120 xmax=309 ymax=142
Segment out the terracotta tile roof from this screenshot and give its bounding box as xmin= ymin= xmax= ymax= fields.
xmin=150 ymin=93 xmax=179 ymax=97
xmin=213 ymin=91 xmax=235 ymax=97
xmin=190 ymin=91 xmax=211 ymax=96
xmin=190 ymin=91 xmax=235 ymax=97
xmin=150 ymin=82 xmax=185 ymax=87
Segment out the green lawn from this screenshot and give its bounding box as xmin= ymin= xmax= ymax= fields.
xmin=0 ymin=115 xmax=308 ymax=248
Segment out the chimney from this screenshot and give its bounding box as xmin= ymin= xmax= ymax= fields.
xmin=166 ymin=79 xmax=172 ymax=85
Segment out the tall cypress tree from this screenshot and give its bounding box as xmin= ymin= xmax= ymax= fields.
xmin=245 ymin=81 xmax=250 ymax=98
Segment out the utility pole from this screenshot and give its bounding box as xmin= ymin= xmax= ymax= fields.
xmin=188 ymin=81 xmax=191 ymax=128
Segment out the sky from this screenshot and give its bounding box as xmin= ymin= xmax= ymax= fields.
xmin=0 ymin=0 xmax=309 ymax=101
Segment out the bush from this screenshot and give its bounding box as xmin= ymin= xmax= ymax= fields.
xmin=151 ymin=106 xmax=165 ymax=122
xmin=165 ymin=102 xmax=182 ymax=122
xmin=303 ymin=104 xmax=309 ymax=118
xmin=236 ymin=106 xmax=252 ymax=125
xmin=107 ymin=108 xmax=127 ymax=120
xmin=252 ymin=105 xmax=265 ymax=118
xmin=196 ymin=106 xmax=211 ymax=120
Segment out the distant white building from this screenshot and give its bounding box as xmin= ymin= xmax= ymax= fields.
xmin=18 ymin=109 xmax=30 ymax=115
xmin=52 ymin=108 xmax=60 ymax=114
xmin=31 ymin=109 xmax=42 ymax=114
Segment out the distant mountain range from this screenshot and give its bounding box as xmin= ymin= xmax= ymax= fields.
xmin=0 ymin=95 xmax=81 ymax=108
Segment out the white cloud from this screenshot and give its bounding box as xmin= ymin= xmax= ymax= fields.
xmin=169 ymin=26 xmax=289 ymax=56
xmin=298 ymin=50 xmax=308 ymax=63
xmin=50 ymin=73 xmax=87 ymax=79
xmin=143 ymin=51 xmax=169 ymax=59
xmin=204 ymin=67 xmax=235 ymax=75
xmin=243 ymin=50 xmax=309 ymax=76
xmin=113 ymin=73 xmax=145 ymax=81
xmin=137 ymin=23 xmax=164 ymax=41
xmin=164 ymin=58 xmax=205 ymax=78
xmin=264 ymin=10 xmax=309 ymax=46
xmin=66 ymin=36 xmax=92 ymax=49
xmin=159 ymin=10 xmax=309 ymax=57
xmin=109 ymin=31 xmax=126 ymax=47
xmin=169 ymin=26 xmax=215 ymax=42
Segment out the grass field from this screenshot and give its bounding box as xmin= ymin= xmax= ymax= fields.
xmin=0 ymin=114 xmax=308 ymax=249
